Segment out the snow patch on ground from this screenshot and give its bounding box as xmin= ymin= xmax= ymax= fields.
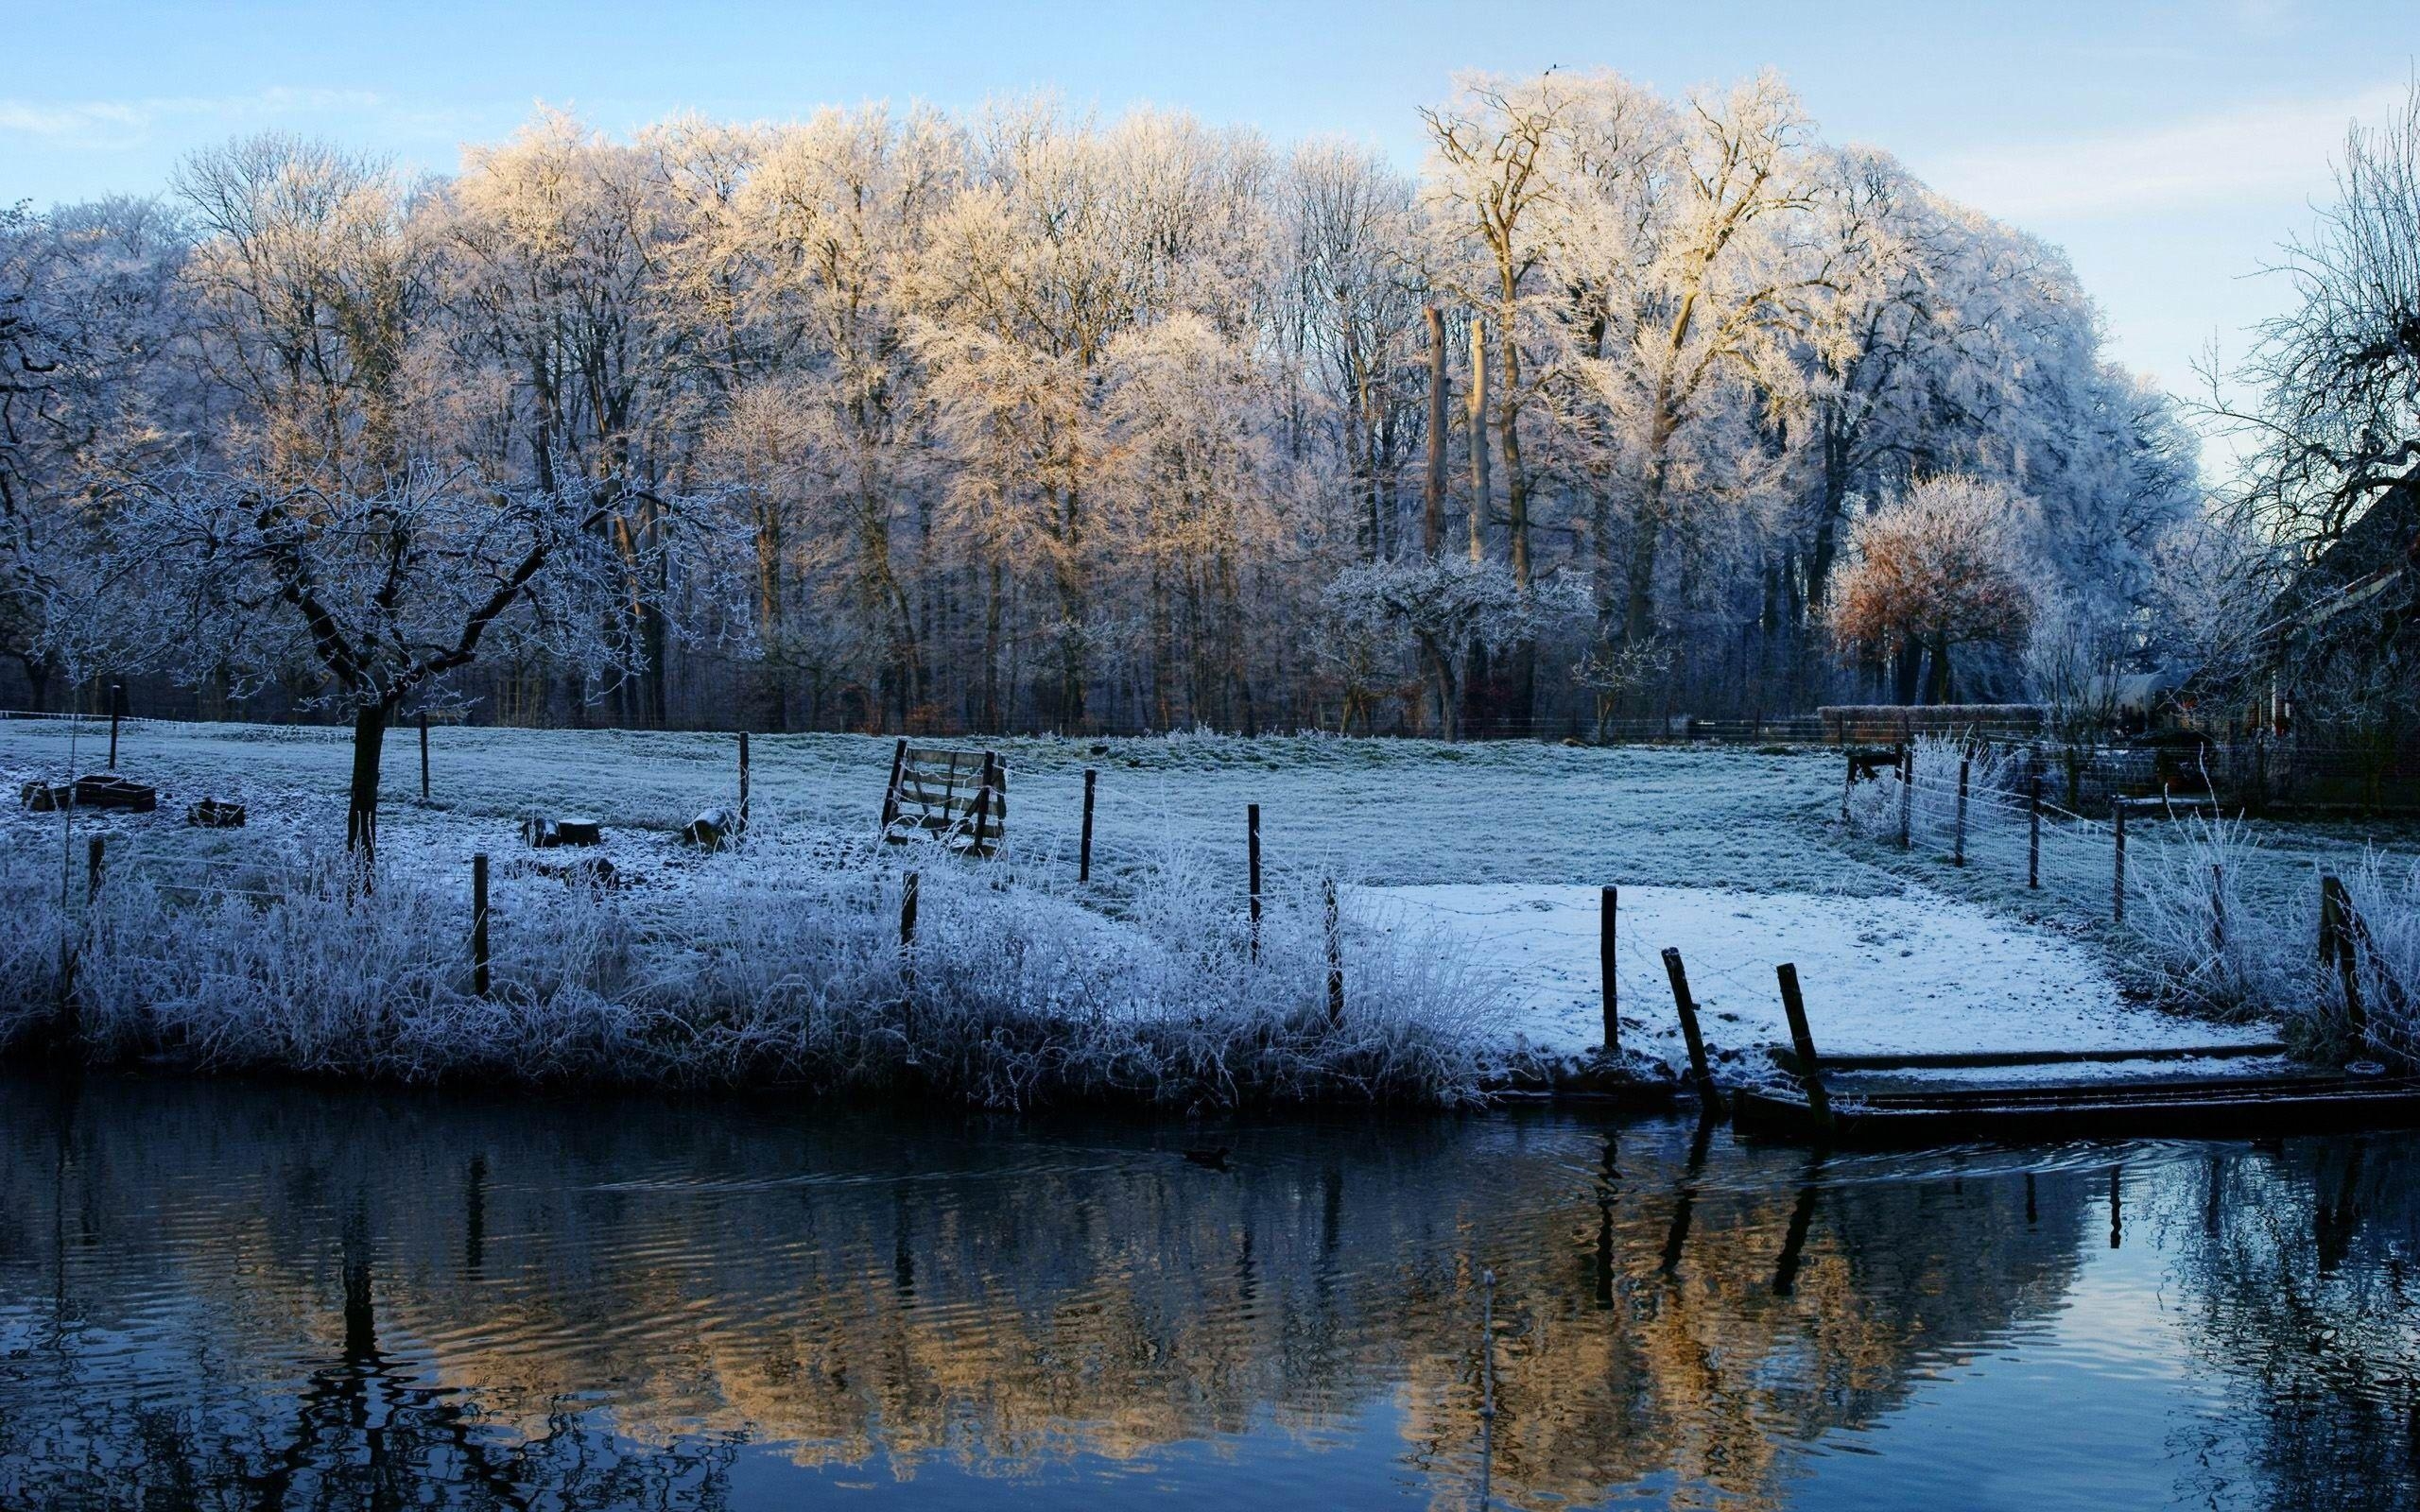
xmin=1361 ymin=884 xmax=2275 ymax=1070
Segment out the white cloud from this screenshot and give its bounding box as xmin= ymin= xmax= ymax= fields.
xmin=1923 ymin=80 xmax=2405 ymax=223
xmin=0 ymin=87 xmax=388 ymax=150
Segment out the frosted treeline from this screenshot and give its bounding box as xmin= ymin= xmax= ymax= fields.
xmin=1 ymin=69 xmax=2197 ymax=740
xmin=0 ymin=829 xmax=1505 ymax=1107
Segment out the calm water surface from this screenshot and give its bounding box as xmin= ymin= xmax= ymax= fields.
xmin=2 ymin=1073 xmax=2415 ymax=1509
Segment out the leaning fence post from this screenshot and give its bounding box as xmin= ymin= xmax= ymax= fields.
xmin=108 ymin=683 xmax=124 ymax=769
xmin=1662 ymin=947 xmax=1718 ymax=1105
xmin=1953 ymin=754 xmax=1971 ymax=867
xmin=737 ymin=730 xmax=752 ymax=835
xmin=2112 ymin=799 xmax=2128 ymax=923
xmin=419 ymin=712 xmax=431 ymax=801
xmin=471 ymin=853 xmax=490 ymax=998
xmin=2320 ymin=874 xmax=2365 ymax=1042
xmin=2209 ymin=864 xmax=2227 ymax=955
xmin=1247 ymin=802 xmax=1263 ymax=963
xmin=1323 ymin=876 xmax=1345 ymax=1027
xmin=1599 ymin=885 xmax=1619 ymax=1056
xmin=1079 ymin=766 xmax=1097 ymax=883
xmin=1841 ymin=746 xmax=1855 ymax=820
xmin=1776 ymin=963 xmax=1831 ymax=1126
xmin=2027 ymin=770 xmax=2043 ymax=889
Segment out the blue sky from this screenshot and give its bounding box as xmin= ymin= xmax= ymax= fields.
xmin=6 ymin=0 xmax=2412 ymax=402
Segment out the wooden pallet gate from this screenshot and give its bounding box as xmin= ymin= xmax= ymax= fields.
xmin=880 ymin=738 xmax=1009 ymax=858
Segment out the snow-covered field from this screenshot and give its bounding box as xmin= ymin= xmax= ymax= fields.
xmin=0 ymin=716 xmax=2327 ymax=1090
xmin=1364 ymin=884 xmax=2273 ymax=1065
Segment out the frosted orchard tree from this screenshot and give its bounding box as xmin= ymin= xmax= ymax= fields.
xmin=94 ymin=459 xmax=646 ymax=867
xmin=1825 ymin=475 xmax=2034 ymax=704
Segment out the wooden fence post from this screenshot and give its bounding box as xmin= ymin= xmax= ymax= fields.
xmin=1247 ymin=802 xmax=1263 ymax=963
xmin=2209 ymin=864 xmax=2227 ymax=955
xmin=1080 ymin=767 xmax=1097 ymax=883
xmin=1600 ymin=885 xmax=1618 ymax=1056
xmin=471 ymin=853 xmax=490 ymax=998
xmin=2112 ymin=799 xmax=2128 ymax=924
xmin=1898 ymin=746 xmax=1913 ymax=849
xmin=737 ymin=730 xmax=751 ymax=835
xmin=1953 ymin=755 xmax=1971 ymax=867
xmin=900 ymin=869 xmax=920 ymax=951
xmin=1841 ymin=746 xmax=1855 ymax=820
xmin=109 ymin=683 xmax=123 ymax=769
xmin=2027 ymin=770 xmax=2042 ymax=889
xmin=86 ymin=834 xmax=104 ymax=905
xmin=419 ymin=712 xmax=431 ymax=801
xmin=1662 ymin=947 xmax=1717 ymax=1105
xmin=2320 ymin=874 xmax=2364 ymax=1041
xmin=880 ymin=737 xmax=908 ymax=832
xmin=1323 ymin=877 xmax=1344 ymax=1026
xmin=968 ymin=751 xmax=999 ymax=855
xmin=1775 ymin=963 xmax=1831 ymax=1125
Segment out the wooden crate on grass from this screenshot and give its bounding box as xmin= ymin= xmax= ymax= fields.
xmin=879 ymin=740 xmax=1007 ymax=858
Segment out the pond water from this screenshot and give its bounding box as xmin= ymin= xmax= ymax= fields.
xmin=2 ymin=1074 xmax=2415 ymax=1510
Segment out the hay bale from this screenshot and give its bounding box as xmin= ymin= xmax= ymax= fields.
xmin=555 ymin=817 xmax=602 ymax=846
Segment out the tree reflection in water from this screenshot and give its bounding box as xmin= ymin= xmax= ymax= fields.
xmin=0 ymin=1074 xmax=2413 ymax=1509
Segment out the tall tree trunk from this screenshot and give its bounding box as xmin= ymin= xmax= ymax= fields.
xmin=1498 ymin=328 xmax=1535 ymax=728
xmin=345 ymin=699 xmax=393 ymax=868
xmin=1466 ymin=317 xmax=1490 ymax=563
xmin=1422 ymin=306 xmax=1447 ymax=558
xmin=1927 ymin=634 xmax=1954 ymax=704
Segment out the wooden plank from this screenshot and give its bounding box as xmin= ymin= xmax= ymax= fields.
xmin=1804 ymin=1040 xmax=2288 ymax=1072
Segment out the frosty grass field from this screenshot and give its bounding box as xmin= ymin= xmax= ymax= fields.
xmin=0 ymin=717 xmax=2394 ymax=1098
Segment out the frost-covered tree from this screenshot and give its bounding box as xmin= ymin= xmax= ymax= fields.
xmin=1826 ymin=475 xmax=2034 ymax=703
xmin=0 ymin=198 xmax=188 ymax=706
xmin=95 ymin=460 xmax=644 ymax=863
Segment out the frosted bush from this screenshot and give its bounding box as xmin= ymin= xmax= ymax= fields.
xmin=2122 ymin=815 xmax=2309 ymax=1021
xmin=1842 ymin=732 xmax=2028 ymax=845
xmin=2337 ymin=850 xmax=2420 ymax=1060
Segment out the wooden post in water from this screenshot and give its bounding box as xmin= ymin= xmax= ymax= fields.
xmin=1478 ymin=1268 xmax=1497 ymax=1420
xmin=2027 ymin=770 xmax=2043 ymax=889
xmin=1775 ymin=963 xmax=1831 ymax=1125
xmin=86 ymin=834 xmax=104 ymax=905
xmin=1323 ymin=877 xmax=1344 ymax=1027
xmin=470 ymin=853 xmax=490 ymax=998
xmin=2112 ymin=799 xmax=2128 ymax=923
xmin=1952 ymin=755 xmax=1971 ymax=867
xmin=1662 ymin=947 xmax=1718 ymax=1105
xmin=737 ymin=730 xmax=752 ymax=835
xmin=1079 ymin=767 xmax=1097 ymax=883
xmin=419 ymin=712 xmax=431 ymax=801
xmin=1247 ymin=802 xmax=1263 ymax=963
xmin=1600 ymin=885 xmax=1618 ymax=1056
